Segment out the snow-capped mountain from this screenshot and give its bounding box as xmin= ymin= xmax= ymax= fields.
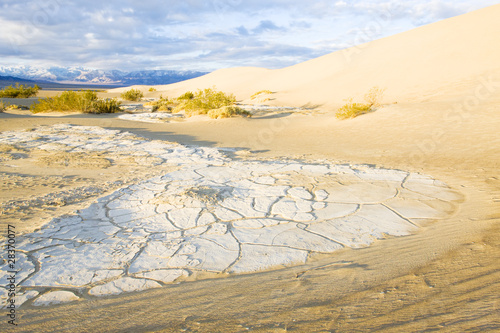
xmin=0 ymin=66 xmax=207 ymax=85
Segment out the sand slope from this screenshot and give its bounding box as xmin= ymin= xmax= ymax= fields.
xmin=111 ymin=5 xmax=500 ymax=110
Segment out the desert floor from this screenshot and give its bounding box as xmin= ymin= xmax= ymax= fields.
xmin=1 ymin=91 xmax=499 ymax=332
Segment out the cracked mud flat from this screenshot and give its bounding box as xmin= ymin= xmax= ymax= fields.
xmin=0 ymin=124 xmax=460 ymax=307
xmin=118 ymin=112 xmax=184 ymax=123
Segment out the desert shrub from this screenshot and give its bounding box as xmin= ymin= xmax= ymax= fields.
xmin=335 ymin=99 xmax=372 ymax=119
xmin=336 ymin=86 xmax=386 ymax=119
xmin=145 ymin=96 xmax=174 ymax=112
xmin=363 ymin=86 xmax=386 ymax=108
xmin=177 ymin=91 xmax=194 ymax=100
xmin=5 ymin=104 xmax=29 ymax=110
xmin=207 ymin=105 xmax=251 ymax=119
xmin=91 ymin=98 xmax=122 ymax=114
xmin=121 ymin=88 xmax=144 ymax=101
xmin=0 ymin=83 xmax=41 ymax=98
xmin=30 ymin=90 xmax=121 ymax=114
xmin=148 ymin=87 xmax=156 ymax=92
xmin=250 ymin=90 xmax=273 ymax=100
xmin=31 ymin=91 xmax=90 ymax=113
xmin=0 ymin=101 xmax=8 ymax=112
xmin=175 ymin=87 xmax=236 ymax=116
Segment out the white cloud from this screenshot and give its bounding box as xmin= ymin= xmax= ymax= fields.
xmin=0 ymin=0 xmax=496 ymax=71
xmin=335 ymin=1 xmax=348 ymax=8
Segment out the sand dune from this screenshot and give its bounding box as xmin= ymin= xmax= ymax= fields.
xmin=112 ymin=5 xmax=500 ymax=110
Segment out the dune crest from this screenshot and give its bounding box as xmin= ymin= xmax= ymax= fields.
xmin=112 ymin=5 xmax=500 ymax=111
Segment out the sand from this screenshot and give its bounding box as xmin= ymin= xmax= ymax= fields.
xmin=1 ymin=4 xmax=499 ymax=332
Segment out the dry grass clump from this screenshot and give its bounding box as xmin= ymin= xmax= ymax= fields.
xmin=0 ymin=83 xmax=41 ymax=98
xmin=251 ymin=90 xmax=273 ymax=100
xmin=207 ymin=105 xmax=251 ymax=119
xmin=30 ymin=90 xmax=122 ymax=114
xmin=121 ymin=88 xmax=144 ymax=101
xmin=336 ymin=86 xmax=386 ymax=119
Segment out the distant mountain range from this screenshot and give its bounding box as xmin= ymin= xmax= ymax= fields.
xmin=0 ymin=75 xmax=36 ymax=84
xmin=0 ymin=66 xmax=208 ymax=86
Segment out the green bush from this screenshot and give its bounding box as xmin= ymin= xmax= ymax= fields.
xmin=336 ymin=86 xmax=386 ymax=120
xmin=207 ymin=105 xmax=251 ymax=119
xmin=121 ymin=88 xmax=144 ymax=101
xmin=175 ymin=87 xmax=237 ymax=117
xmin=0 ymin=83 xmax=41 ymax=98
xmin=148 ymin=87 xmax=156 ymax=92
xmin=31 ymin=90 xmax=121 ymax=114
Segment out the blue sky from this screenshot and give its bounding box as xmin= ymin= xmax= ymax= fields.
xmin=0 ymin=0 xmax=497 ymax=71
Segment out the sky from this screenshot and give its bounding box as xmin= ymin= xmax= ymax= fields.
xmin=0 ymin=0 xmax=498 ymax=72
